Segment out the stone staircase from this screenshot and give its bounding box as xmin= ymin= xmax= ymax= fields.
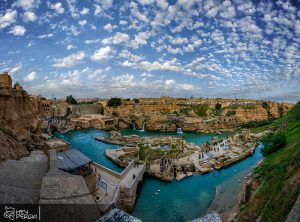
xmin=0 ymin=150 xmax=48 ymax=204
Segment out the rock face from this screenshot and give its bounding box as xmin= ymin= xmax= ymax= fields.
xmin=0 ymin=129 xmax=29 ymax=162
xmin=0 ymin=72 xmax=40 ymax=140
xmin=104 ymin=98 xmax=293 ymax=132
xmin=0 ymin=95 xmax=39 ymax=140
xmin=0 ymin=72 xmax=40 ymax=162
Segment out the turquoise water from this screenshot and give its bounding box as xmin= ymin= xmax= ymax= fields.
xmin=53 ymin=129 xmax=123 ymax=173
xmin=54 ymin=129 xmax=263 ymax=222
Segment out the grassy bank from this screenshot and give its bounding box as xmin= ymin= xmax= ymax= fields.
xmin=237 ymin=102 xmax=300 ymax=221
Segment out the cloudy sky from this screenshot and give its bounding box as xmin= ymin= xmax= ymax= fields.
xmin=0 ymin=0 xmax=300 ymax=102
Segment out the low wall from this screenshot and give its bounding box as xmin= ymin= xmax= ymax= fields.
xmin=91 ymin=160 xmax=135 ymax=180
xmin=122 ymin=163 xmax=146 ymax=197
xmin=72 ymin=104 xmax=103 ymax=115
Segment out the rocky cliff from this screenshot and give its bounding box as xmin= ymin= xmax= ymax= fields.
xmin=105 ymin=98 xmax=293 ymax=132
xmin=0 ymin=128 xmax=28 ymax=162
xmin=0 ymin=72 xmax=41 ymax=162
xmin=0 ymin=95 xmax=40 ymax=140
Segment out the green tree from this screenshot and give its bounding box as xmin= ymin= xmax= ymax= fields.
xmin=133 ymin=98 xmax=139 ymax=104
xmin=13 ymin=82 xmax=20 ymax=88
xmin=66 ymin=95 xmax=77 ymax=104
xmin=215 ymin=103 xmax=222 ymax=110
xmin=107 ymin=97 xmax=122 ymax=107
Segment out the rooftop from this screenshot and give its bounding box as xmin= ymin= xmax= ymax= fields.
xmin=57 ymin=149 xmax=92 ymax=171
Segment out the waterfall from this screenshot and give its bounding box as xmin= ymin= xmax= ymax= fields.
xmin=132 ymin=123 xmax=136 ymax=130
xmin=140 ymin=122 xmax=146 ymax=132
xmin=176 ymin=127 xmax=183 ymax=134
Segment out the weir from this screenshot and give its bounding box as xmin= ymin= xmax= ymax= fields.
xmin=177 ymin=127 xmax=183 ymax=134
xmin=132 ymin=123 xmax=136 ymax=130
xmin=140 ymin=122 xmax=146 ymax=132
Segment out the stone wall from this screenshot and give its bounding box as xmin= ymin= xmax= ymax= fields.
xmin=72 ymin=104 xmax=104 ymax=115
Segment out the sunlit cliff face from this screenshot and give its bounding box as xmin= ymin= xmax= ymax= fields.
xmin=0 ymin=0 xmax=299 ymax=101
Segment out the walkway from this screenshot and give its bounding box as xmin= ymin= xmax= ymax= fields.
xmin=0 ymin=150 xmax=48 ymax=204
xmin=92 ymin=161 xmax=146 ymax=213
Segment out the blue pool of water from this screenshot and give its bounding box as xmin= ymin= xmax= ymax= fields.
xmin=54 ymin=129 xmax=263 ymax=222
xmin=53 ymin=128 xmax=123 ymax=173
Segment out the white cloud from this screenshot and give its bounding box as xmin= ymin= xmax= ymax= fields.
xmin=204 ymin=0 xmax=219 ymax=17
xmin=121 ymin=59 xmax=182 ymax=72
xmin=295 ymin=20 xmax=300 ymax=35
xmin=103 ymin=23 xmax=117 ymax=32
xmin=22 ymin=11 xmax=37 ymax=22
xmin=102 ymin=32 xmax=130 ymax=45
xmin=119 ymin=20 xmax=128 ymax=25
xmin=13 ymin=0 xmax=40 ymax=10
xmin=140 ymin=72 xmax=153 ymax=78
xmin=10 ymin=65 xmax=22 ymax=74
xmin=80 ymin=7 xmax=90 ymax=15
xmin=165 ymin=79 xmax=176 ymax=87
xmin=102 ymin=31 xmax=150 ymax=49
xmin=8 ymin=25 xmax=27 ymax=36
xmin=0 ymin=9 xmax=17 ymax=29
xmin=91 ymin=46 xmax=114 ymax=62
xmin=67 ymin=0 xmax=79 ymax=18
xmin=130 ymin=2 xmax=149 ymax=23
xmin=100 ymin=0 xmax=113 ymax=9
xmin=206 ymin=7 xmax=219 ymax=17
xmin=48 ymin=2 xmax=65 ymax=14
xmin=94 ymin=4 xmax=102 ymax=16
xmin=78 ymin=20 xmax=87 ymax=26
xmin=239 ymin=17 xmax=262 ymax=34
xmin=219 ymin=1 xmax=236 ymax=18
xmin=67 ymin=44 xmax=76 ymax=50
xmin=37 ymin=33 xmax=53 ymax=39
xmin=138 ymin=0 xmax=155 ymax=5
xmin=24 ymin=71 xmax=36 ymax=81
xmin=85 ymin=39 xmax=102 ymax=44
xmin=52 ymin=51 xmax=85 ymax=68
xmin=156 ymin=0 xmax=168 ymax=9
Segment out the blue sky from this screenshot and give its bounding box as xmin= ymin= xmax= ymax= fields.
xmin=0 ymin=0 xmax=300 ymax=102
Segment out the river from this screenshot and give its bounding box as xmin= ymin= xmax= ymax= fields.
xmin=54 ymin=128 xmax=263 ymax=222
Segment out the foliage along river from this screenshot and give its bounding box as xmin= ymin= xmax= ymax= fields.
xmin=54 ymin=128 xmax=263 ymax=222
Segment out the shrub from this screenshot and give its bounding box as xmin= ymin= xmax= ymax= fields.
xmin=66 ymin=95 xmax=77 ymax=104
xmin=107 ymin=97 xmax=122 ymax=107
xmin=262 ymin=101 xmax=270 ymax=110
xmin=242 ymin=119 xmax=274 ymax=128
xmin=180 ymin=107 xmax=191 ymax=115
xmin=192 ymin=104 xmax=209 ymax=117
xmin=261 ymin=131 xmax=287 ymax=156
xmin=21 ymin=90 xmax=28 ymax=95
xmin=215 ymin=103 xmax=222 ymax=110
xmin=226 ymin=110 xmax=236 ymax=116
